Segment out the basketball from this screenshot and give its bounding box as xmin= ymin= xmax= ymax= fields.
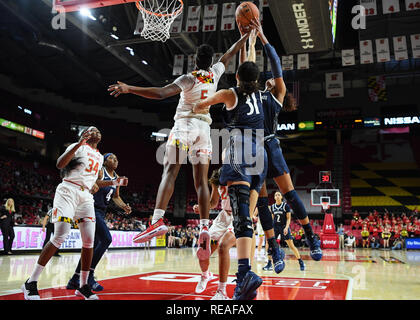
xmin=235 ymin=1 xmax=260 ymax=30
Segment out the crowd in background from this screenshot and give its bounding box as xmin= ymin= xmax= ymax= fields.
xmin=338 ymin=209 xmax=420 ymax=250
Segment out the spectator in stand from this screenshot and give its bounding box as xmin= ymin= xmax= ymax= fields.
xmin=345 ymin=233 xmax=356 ymax=248
xmin=415 ymin=223 xmax=420 ymax=238
xmin=294 ymin=227 xmax=304 ymax=247
xmin=400 ymin=225 xmax=409 ymax=248
xmin=367 ymin=212 xmax=375 ymax=225
xmin=361 ymin=225 xmax=370 ymax=248
xmin=382 ymin=226 xmax=391 ymax=249
xmin=391 ymin=237 xmax=403 ymax=250
xmin=337 ymin=224 xmax=345 ymax=249
xmin=371 ymin=223 xmax=380 ymax=240
xmin=1 ymin=198 xmax=16 ymax=255
xmin=370 ymin=235 xmax=380 ymax=249
xmin=167 ymin=226 xmax=175 ymax=248
xmin=351 ymin=210 xmax=361 ymax=230
xmin=185 ymin=227 xmax=194 ymax=247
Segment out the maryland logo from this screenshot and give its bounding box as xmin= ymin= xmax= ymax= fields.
xmin=192 ymin=70 xmax=214 ymax=84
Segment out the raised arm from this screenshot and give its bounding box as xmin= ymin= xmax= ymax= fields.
xmin=250 ymin=19 xmax=287 ymax=102
xmin=239 ymin=29 xmax=257 ymax=65
xmin=219 ymin=31 xmax=252 ymax=68
xmin=108 ymin=81 xmax=182 ymax=100
xmin=56 ymin=130 xmax=91 ymax=169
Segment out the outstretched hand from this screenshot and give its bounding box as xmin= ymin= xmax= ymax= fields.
xmin=108 ymin=81 xmax=130 ymax=98
xmin=249 ymin=18 xmax=264 ymax=38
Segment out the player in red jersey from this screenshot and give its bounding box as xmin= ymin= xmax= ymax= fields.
xmin=109 ymin=33 xmax=253 ymax=263
xmin=22 ymin=127 xmax=103 ymax=300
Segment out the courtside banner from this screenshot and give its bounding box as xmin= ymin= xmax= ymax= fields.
xmin=405 ymin=238 xmax=420 ymax=249
xmin=267 ymin=0 xmax=333 ymax=54
xmin=0 ymin=226 xmax=161 ymax=251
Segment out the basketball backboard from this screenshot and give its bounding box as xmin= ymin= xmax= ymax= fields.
xmin=311 ymin=189 xmax=340 ymax=207
xmin=53 ymin=0 xmax=138 ymax=13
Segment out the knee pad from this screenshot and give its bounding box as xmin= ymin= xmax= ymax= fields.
xmin=284 ymin=190 xmax=308 ymax=220
xmin=50 ymin=222 xmax=71 ymax=248
xmin=228 ymin=185 xmax=253 ymax=239
xmin=257 ymin=197 xmax=274 ymax=231
xmin=78 ymin=220 xmax=96 ymax=249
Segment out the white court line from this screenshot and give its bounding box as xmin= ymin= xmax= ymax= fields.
xmin=41 ymin=292 xmax=214 ymax=300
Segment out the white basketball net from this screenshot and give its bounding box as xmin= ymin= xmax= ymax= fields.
xmin=136 ymin=0 xmax=183 ymax=42
xmin=321 ymin=202 xmax=330 ymax=211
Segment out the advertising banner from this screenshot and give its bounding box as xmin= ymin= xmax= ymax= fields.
xmin=0 ymin=227 xmax=162 ymax=251
xmin=267 ymin=0 xmax=333 ymax=54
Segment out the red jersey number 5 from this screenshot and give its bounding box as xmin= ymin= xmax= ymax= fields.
xmin=201 ymin=90 xmax=208 ymax=100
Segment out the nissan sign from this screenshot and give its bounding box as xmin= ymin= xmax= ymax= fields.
xmin=384 ymin=116 xmax=420 ymax=126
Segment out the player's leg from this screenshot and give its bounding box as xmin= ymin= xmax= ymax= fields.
xmin=211 ymin=231 xmax=236 ymax=300
xmin=22 ymin=221 xmax=70 ymax=300
xmin=258 ymin=182 xmax=285 ymax=273
xmin=274 ymin=173 xmax=322 ymax=261
xmin=192 ymin=161 xmax=212 ymax=260
xmin=285 ymin=230 xmax=305 ymax=271
xmin=87 ymin=210 xmax=111 ymax=291
xmin=67 ymin=210 xmax=109 ymax=291
xmin=133 ymin=143 xmax=185 ymax=243
xmin=195 ymin=241 xmax=217 ymax=294
xmin=229 ymin=181 xmax=262 ymax=300
xmin=22 ymin=184 xmax=76 ymax=300
xmin=190 ymin=119 xmax=213 ymax=259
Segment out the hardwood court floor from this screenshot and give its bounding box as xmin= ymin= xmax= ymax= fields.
xmin=0 ymin=247 xmax=419 ymax=300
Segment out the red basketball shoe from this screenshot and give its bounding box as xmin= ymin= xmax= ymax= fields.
xmin=133 ymin=218 xmax=168 ymax=243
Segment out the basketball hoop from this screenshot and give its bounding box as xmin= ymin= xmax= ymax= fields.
xmin=136 ymin=0 xmax=184 ymax=42
xmin=321 ymin=201 xmax=330 ymax=211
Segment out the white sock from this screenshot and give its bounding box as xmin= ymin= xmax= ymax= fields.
xmin=29 ymin=264 xmax=45 ymax=283
xmin=80 ymin=270 xmax=89 ymax=286
xmin=152 ymin=209 xmax=165 ymax=224
xmin=218 ymin=282 xmax=227 ymax=294
xmin=200 ymin=219 xmax=209 ymax=228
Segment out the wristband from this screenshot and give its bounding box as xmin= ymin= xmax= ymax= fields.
xmin=112 ymin=179 xmax=126 ymax=186
xmin=264 ymin=43 xmax=283 ymax=79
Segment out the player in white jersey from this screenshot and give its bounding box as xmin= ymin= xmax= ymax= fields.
xmin=22 ymin=127 xmax=105 ymax=300
xmin=108 ymin=30 xmax=254 ymax=262
xmin=193 ymin=168 xmax=236 ymax=300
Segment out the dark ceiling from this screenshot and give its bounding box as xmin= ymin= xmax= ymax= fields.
xmin=3 ymin=0 xmax=418 ymax=124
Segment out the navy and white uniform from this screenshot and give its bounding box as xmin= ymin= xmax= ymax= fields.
xmin=271 ymin=202 xmax=292 ymax=240
xmin=261 ymin=91 xmax=289 ymax=179
xmin=219 ymin=87 xmax=268 ymax=192
xmin=93 ymin=169 xmax=117 ymax=217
